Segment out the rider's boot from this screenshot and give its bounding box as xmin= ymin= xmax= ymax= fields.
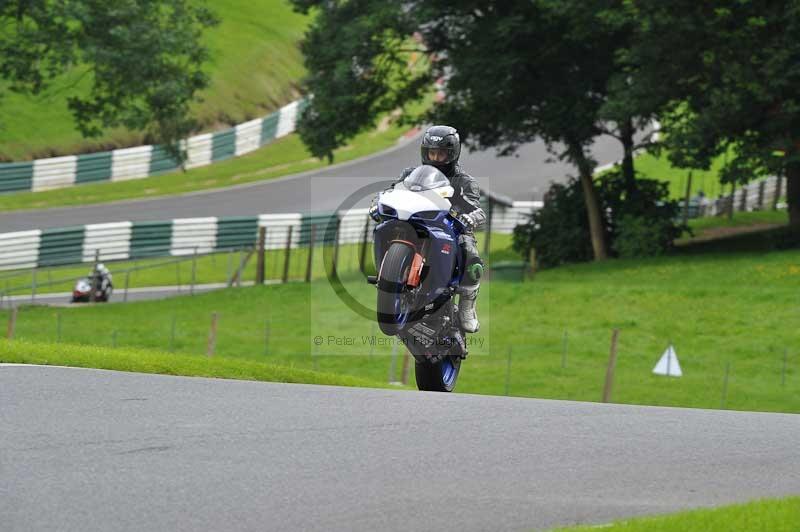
xmin=457 ymin=283 xmax=480 ymax=333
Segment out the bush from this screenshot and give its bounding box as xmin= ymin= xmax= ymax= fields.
xmin=613 ymin=214 xmax=672 ymax=258
xmin=512 ymin=168 xmax=687 ymax=268
xmin=512 ymin=180 xmax=597 ymax=268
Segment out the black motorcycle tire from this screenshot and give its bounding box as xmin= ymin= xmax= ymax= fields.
xmin=415 ymin=356 xmax=462 ymax=392
xmin=376 ymin=242 xmax=415 ymax=336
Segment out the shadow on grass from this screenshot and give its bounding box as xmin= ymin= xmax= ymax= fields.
xmin=674 ymin=224 xmax=800 ymax=255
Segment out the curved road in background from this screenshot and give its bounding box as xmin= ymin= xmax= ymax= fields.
xmin=0 ymin=134 xmax=626 ymax=232
xmin=3 ymin=365 xmax=799 ymax=532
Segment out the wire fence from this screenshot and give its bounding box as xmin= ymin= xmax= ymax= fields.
xmin=2 ymin=304 xmax=796 ymax=412
xmin=0 ymin=198 xmax=535 ymax=306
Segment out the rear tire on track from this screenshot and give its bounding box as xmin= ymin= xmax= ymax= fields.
xmin=415 ymin=356 xmax=461 ymax=392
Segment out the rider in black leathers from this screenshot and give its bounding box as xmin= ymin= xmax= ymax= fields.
xmin=372 ymin=125 xmax=484 ymax=332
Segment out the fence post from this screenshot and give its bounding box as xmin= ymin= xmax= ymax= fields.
xmin=169 ymin=314 xmax=177 ymax=352
xmin=505 ymin=345 xmax=512 ymax=396
xmin=90 ymin=249 xmax=100 ymax=302
xmin=739 ymin=184 xmax=747 ymax=212
xmin=602 ymin=329 xmax=620 ymax=403
xmin=682 ymin=171 xmax=693 ymax=226
xmin=190 ymin=247 xmax=198 ymax=296
xmin=31 ymin=268 xmax=37 ymax=304
xmin=782 ymin=349 xmax=788 ymax=387
xmin=305 ymin=225 xmax=316 ymax=283
xmin=369 ymin=322 xmax=376 ymax=357
xmin=728 ymin=183 xmax=735 ymax=220
xmin=236 ymin=249 xmax=244 ymax=287
xmin=401 ymin=348 xmax=411 ymax=385
xmin=264 ymin=319 xmax=271 ymax=356
xmin=388 ymin=340 xmax=398 ymax=383
xmin=483 ymin=198 xmax=494 ymax=256
xmin=757 ymin=180 xmax=766 ymax=210
xmin=207 ymin=312 xmax=218 ymax=357
xmin=331 ymin=217 xmax=341 ymax=278
xmin=773 ymin=174 xmax=783 ymax=210
xmin=123 ymin=271 xmax=131 ymax=302
xmin=721 ymin=361 xmax=731 ymax=409
xmin=6 ymin=307 xmax=18 ymax=339
xmin=282 ymin=226 xmax=294 ymax=283
xmin=359 ymin=215 xmax=371 ymax=275
xmin=256 ymin=226 xmax=266 ymax=285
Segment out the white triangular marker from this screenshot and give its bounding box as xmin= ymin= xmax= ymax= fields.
xmin=653 ymin=345 xmax=683 ymax=377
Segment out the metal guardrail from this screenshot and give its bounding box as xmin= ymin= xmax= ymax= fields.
xmin=0 ymin=173 xmax=781 ymax=279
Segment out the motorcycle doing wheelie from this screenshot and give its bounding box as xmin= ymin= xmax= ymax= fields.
xmin=369 ymin=165 xmax=476 ymax=392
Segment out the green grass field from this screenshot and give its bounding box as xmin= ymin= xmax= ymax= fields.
xmin=634 ymin=151 xmax=730 ymax=199
xmin=3 ymin=242 xmax=799 ymax=413
xmin=554 ymin=497 xmax=800 ymax=532
xmin=0 ymin=0 xmax=308 ymax=161
xmin=0 ymin=338 xmax=388 ymax=389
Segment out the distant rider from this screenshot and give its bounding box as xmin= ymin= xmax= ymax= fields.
xmin=371 ymin=125 xmax=485 ymax=332
xmin=91 ymin=263 xmax=113 ymax=299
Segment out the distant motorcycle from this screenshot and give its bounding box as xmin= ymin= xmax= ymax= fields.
xmin=369 ymin=165 xmax=474 ymax=392
xmin=72 ymin=264 xmax=113 ymax=303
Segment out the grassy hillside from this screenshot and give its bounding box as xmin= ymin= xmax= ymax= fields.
xmin=3 ymin=244 xmax=799 ymax=413
xmin=0 ymin=116 xmax=416 ymax=211
xmin=634 ymin=151 xmax=731 ymax=199
xmin=0 ymin=0 xmax=308 ymax=161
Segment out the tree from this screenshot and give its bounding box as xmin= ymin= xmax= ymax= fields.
xmin=0 ymin=0 xmax=218 ymax=161
xmin=292 ymin=0 xmax=662 ymax=261
xmin=289 ymin=1 xmax=430 ymax=163
xmin=420 ymin=0 xmax=624 ymax=260
xmin=622 ymin=0 xmax=800 ymax=226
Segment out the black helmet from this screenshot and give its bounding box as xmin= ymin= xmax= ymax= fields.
xmin=420 ymin=125 xmax=460 ymax=175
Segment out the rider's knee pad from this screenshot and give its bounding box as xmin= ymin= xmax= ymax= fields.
xmin=458 ymin=235 xmax=483 ymax=285
xmin=465 ymin=259 xmax=483 ymax=285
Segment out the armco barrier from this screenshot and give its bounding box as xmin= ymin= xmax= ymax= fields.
xmin=0 ymin=98 xmax=309 ymax=194
xmin=0 ymin=203 xmax=540 ymax=272
xmin=0 ymin=172 xmax=783 ymax=272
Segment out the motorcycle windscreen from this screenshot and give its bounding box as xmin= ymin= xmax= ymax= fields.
xmin=402 ymin=165 xmax=449 ymax=191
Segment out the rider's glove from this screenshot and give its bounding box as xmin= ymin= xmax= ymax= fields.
xmin=457 ymin=212 xmax=476 ymax=230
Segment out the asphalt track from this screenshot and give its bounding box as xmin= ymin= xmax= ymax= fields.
xmin=2 ymin=365 xmax=799 ymax=532
xmin=0 ymin=134 xmax=626 ymax=232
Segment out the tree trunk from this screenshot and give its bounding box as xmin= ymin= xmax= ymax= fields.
xmin=620 ymin=117 xmax=636 ymax=198
xmin=570 ymin=143 xmax=608 ymax=261
xmin=787 ymin=160 xmax=800 ymax=227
